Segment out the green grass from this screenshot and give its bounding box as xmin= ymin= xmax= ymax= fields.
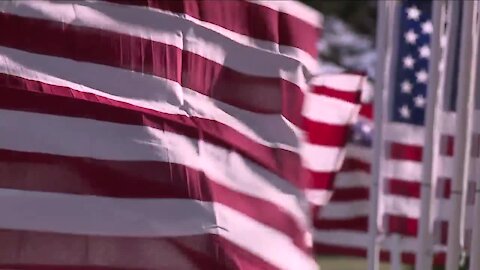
xmin=318 ymin=256 xmax=470 ymax=270
xmin=318 ymin=256 xmax=409 ymax=270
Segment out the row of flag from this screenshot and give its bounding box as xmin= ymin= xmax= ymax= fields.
xmin=315 ymin=1 xmax=480 ymax=270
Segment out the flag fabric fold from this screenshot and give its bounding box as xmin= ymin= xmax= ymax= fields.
xmin=0 ymin=1 xmax=342 ymax=269
xmin=302 ymin=73 xmax=364 ymax=208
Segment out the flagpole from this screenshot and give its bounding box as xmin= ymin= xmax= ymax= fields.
xmin=445 ymin=1 xmax=477 ymax=269
xmin=468 ymin=3 xmax=480 ymax=269
xmin=469 ymin=1 xmax=480 ymax=264
xmin=415 ymin=1 xmax=448 ymax=269
xmin=390 ymin=234 xmax=402 ymax=270
xmin=368 ymin=2 xmax=397 ymax=269
xmin=367 ymin=2 xmax=387 ymax=269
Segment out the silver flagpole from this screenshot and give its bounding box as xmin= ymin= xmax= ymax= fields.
xmin=467 ymin=2 xmax=480 ymax=270
xmin=368 ymin=1 xmax=399 ymax=269
xmin=390 ymin=234 xmax=402 ymax=270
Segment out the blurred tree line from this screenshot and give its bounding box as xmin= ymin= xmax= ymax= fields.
xmin=300 ymin=0 xmax=377 ymax=38
xmin=300 ymin=1 xmax=377 ymax=75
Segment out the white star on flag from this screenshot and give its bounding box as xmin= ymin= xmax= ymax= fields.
xmin=421 ymin=21 xmax=433 ymax=34
xmin=361 ymin=124 xmax=372 ymax=134
xmin=405 ymin=29 xmax=418 ymax=44
xmin=399 ymin=105 xmax=411 ymax=119
xmin=401 ymin=80 xmax=413 ymax=94
xmin=406 ymin=6 xmax=421 ymax=21
xmin=416 ymin=69 xmax=428 ymax=83
xmin=403 ymin=55 xmax=415 ymax=69
xmin=419 ymin=45 xmax=431 ymax=58
xmin=414 ymin=95 xmax=426 ymax=108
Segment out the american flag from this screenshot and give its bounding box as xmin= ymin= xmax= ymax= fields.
xmin=0 ymin=1 xmax=364 ymax=269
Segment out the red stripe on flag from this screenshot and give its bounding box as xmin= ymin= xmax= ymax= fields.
xmin=389 ymin=142 xmax=422 ymax=162
xmin=441 ymin=135 xmax=455 ymax=156
xmin=314 ymin=217 xmax=368 ymax=231
xmin=303 ymin=118 xmax=351 ymax=146
xmin=0 ymin=13 xmax=304 ymax=126
xmin=0 ymin=229 xmax=279 ymax=270
xmin=302 ymin=171 xmax=337 ymax=190
xmin=341 ymin=158 xmax=370 ymax=173
xmin=0 ymin=78 xmax=304 ymax=189
xmin=387 ymin=179 xmax=421 ymax=198
xmin=311 ymin=85 xmax=360 ymax=104
xmin=330 ymin=188 xmax=369 ymax=201
xmin=0 ymin=149 xmax=310 ymax=253
xmin=386 ymin=215 xmax=418 ymax=237
xmin=359 ymin=103 xmax=373 ymax=119
xmin=105 ymin=0 xmax=319 ymax=56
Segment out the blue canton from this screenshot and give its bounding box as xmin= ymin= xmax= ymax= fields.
xmin=391 ymin=0 xmax=432 ymax=125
